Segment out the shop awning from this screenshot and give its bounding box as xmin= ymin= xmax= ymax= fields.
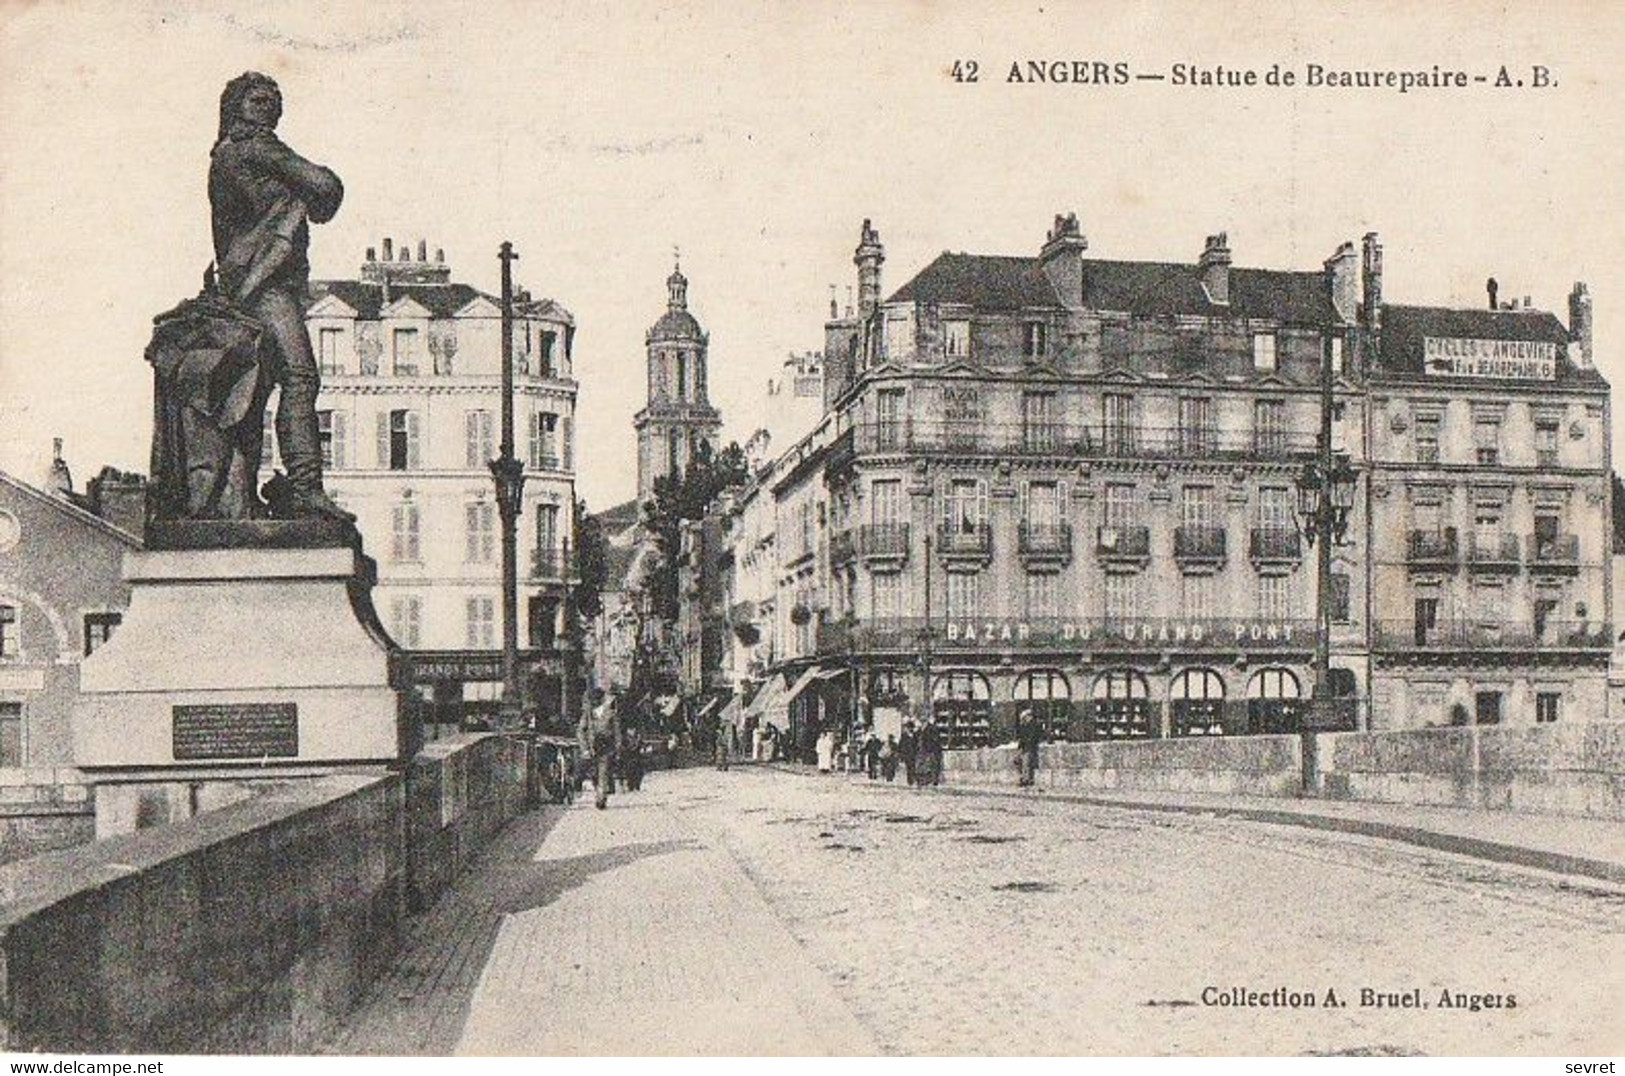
xmin=754 ymin=666 xmax=844 ymax=727
xmin=742 ymin=677 xmax=785 ymax=722
xmin=696 ymin=693 xmax=730 ymax=721
xmin=718 ymin=696 xmax=741 ymax=727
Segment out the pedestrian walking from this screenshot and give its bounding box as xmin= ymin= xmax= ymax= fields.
xmin=621 ymin=731 xmax=646 ymax=791
xmin=917 ymin=718 xmax=944 ymax=786
xmin=715 ymin=714 xmax=732 ymax=771
xmin=880 ymin=734 xmax=898 ymax=781
xmin=591 ymin=724 xmax=617 ymax=809
xmin=863 ymin=729 xmax=882 ymax=779
xmin=898 ymin=721 xmax=918 ymax=786
xmin=815 ymin=728 xmax=836 ymax=773
xmin=1016 ymin=706 xmax=1043 ymax=787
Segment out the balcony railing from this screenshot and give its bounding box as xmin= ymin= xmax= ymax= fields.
xmin=817 ymin=616 xmax=1317 ymax=655
xmin=1528 ymin=533 xmax=1580 ymax=573
xmin=531 ymin=547 xmax=568 ymax=581
xmin=1406 ymin=529 xmax=1459 ymax=567
xmin=1019 ymin=522 xmax=1073 ymax=562
xmin=1249 ymin=526 xmax=1301 ymax=563
xmin=1374 ymin=619 xmax=1611 ymax=650
xmin=846 ymin=421 xmax=1317 ymax=462
xmin=1095 ymin=524 xmax=1151 ymax=561
xmin=936 ymin=522 xmax=993 ymax=561
xmin=1466 ymin=533 xmax=1520 ymax=572
xmin=857 ymin=523 xmax=911 ymax=559
xmin=1175 ymin=524 xmax=1228 ymax=562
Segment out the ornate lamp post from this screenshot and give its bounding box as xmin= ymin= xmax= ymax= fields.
xmin=1293 ymin=339 xmax=1359 ymax=789
xmin=492 ymin=241 xmax=527 ymax=732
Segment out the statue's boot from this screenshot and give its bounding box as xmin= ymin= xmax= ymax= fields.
xmin=288 ymin=485 xmax=357 ymax=524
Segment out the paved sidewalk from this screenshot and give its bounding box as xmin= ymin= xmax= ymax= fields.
xmin=818 ymin=766 xmax=1625 ymax=884
xmin=327 ymin=778 xmax=876 ymax=1055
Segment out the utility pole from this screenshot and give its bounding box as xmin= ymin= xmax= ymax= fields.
xmin=492 ymin=241 xmax=526 ymax=732
xmin=921 ymin=530 xmax=934 ymax=727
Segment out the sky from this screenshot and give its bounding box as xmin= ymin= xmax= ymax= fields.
xmin=1 ymin=0 xmax=1622 ymax=511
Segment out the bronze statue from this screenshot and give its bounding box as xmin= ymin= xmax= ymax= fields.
xmin=147 ymin=72 xmax=353 ymax=523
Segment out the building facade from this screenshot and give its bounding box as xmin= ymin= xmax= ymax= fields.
xmin=289 ymin=238 xmax=579 ymax=731
xmin=1365 ymin=275 xmax=1612 ymax=727
xmin=803 ymin=216 xmax=1367 ymax=748
xmin=0 ymin=463 xmax=140 ymax=768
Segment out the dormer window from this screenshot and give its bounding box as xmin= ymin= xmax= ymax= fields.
xmin=392 ymin=328 xmax=419 ymax=376
xmin=318 ymin=328 xmax=344 ymax=376
xmin=943 ymin=319 xmax=970 ymax=359
xmin=1023 ymin=321 xmax=1048 ymax=359
xmin=1252 ymin=333 xmax=1277 ymax=372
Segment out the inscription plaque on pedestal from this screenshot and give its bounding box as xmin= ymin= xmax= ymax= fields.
xmin=172 ymin=703 xmax=299 ymax=760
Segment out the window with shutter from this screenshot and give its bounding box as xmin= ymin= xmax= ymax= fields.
xmin=561 ymin=415 xmax=574 ymax=470
xmin=405 ymin=411 xmax=422 ymax=469
xmin=330 ymin=410 xmax=348 ymax=470
xmin=377 ymin=412 xmax=391 ymax=469
xmin=466 ymin=410 xmax=493 ymax=469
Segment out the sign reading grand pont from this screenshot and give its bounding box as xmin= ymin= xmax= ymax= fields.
xmin=942 ymin=618 xmax=1310 ymax=650
xmin=1423 ymin=336 xmax=1558 ymax=380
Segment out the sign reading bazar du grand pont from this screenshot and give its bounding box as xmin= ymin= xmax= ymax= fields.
xmin=1423 ymin=336 xmax=1558 ymax=380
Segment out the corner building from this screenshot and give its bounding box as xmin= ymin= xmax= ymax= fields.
xmin=1365 ymin=278 xmax=1611 ymax=726
xmin=817 ymin=216 xmax=1369 ymax=747
xmin=286 ymin=238 xmax=579 ymax=732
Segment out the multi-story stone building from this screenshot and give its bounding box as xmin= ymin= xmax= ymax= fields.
xmin=810 ymin=215 xmax=1370 ymax=747
xmin=1365 ymin=268 xmax=1612 ymax=727
xmin=289 ymin=238 xmax=579 ymax=732
xmin=0 ymin=447 xmax=142 ymax=767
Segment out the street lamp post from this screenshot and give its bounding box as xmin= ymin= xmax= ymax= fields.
xmin=492 ymin=241 xmax=527 ymax=732
xmin=1294 ymin=336 xmax=1358 ymax=792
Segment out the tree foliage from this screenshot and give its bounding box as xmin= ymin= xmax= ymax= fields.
xmin=638 ymin=439 xmax=750 ymax=628
xmin=571 ymin=499 xmax=607 ymax=625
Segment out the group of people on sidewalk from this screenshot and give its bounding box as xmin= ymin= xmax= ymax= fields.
xmin=840 ymin=719 xmax=944 ymax=787
xmin=586 ymin=689 xmax=650 ymax=810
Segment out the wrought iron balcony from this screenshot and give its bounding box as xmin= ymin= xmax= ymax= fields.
xmin=936 ymin=522 xmax=993 ymax=564
xmin=1095 ymin=523 xmax=1151 ymax=564
xmin=856 ymin=522 xmax=911 ymax=561
xmin=1249 ymin=526 xmax=1301 ymax=563
xmin=1528 ymin=533 xmax=1580 ymax=574
xmin=1466 ymin=533 xmax=1520 ymax=573
xmin=531 ymin=547 xmax=568 ymax=582
xmin=1174 ymin=524 xmax=1228 ymax=563
xmin=1018 ymin=522 xmax=1073 ymax=565
xmin=844 ymin=421 xmax=1318 ymax=463
xmin=1374 ymin=619 xmax=1611 ymax=650
xmin=1406 ymin=529 xmax=1460 ymax=569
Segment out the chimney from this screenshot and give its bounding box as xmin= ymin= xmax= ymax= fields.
xmin=854 ymin=219 xmax=885 ymax=318
xmin=1039 ymin=212 xmax=1089 ymax=309
xmin=45 ymin=438 xmax=72 ymax=497
xmin=382 ymin=237 xmax=394 ymax=261
xmin=1487 ymin=277 xmax=1499 ymax=310
xmin=1324 ymin=240 xmax=1358 ymax=324
xmin=845 ymin=286 xmax=854 ymax=318
xmin=828 ymin=284 xmax=838 ymax=319
xmin=436 ymin=248 xmax=445 ymax=263
xmin=366 ymin=245 xmax=377 ymax=262
xmin=1199 ymin=232 xmax=1233 ymax=306
xmin=398 ymin=239 xmax=409 ymax=261
xmin=88 ymin=468 xmax=147 ymax=543
xmin=417 ymin=239 xmax=428 ymax=262
xmin=1360 ymin=232 xmax=1383 ymax=332
xmin=1570 ymin=282 xmax=1593 ymax=368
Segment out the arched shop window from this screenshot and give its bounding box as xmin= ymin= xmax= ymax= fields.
xmin=1014 ymin=669 xmax=1072 ymax=740
xmin=1247 ymin=667 xmax=1304 ymax=735
xmin=932 ymin=670 xmax=992 ymax=749
xmin=1171 ymin=668 xmax=1227 ymax=737
xmin=1090 ymin=668 xmax=1153 ymax=738
xmin=868 ymin=669 xmax=909 ymax=709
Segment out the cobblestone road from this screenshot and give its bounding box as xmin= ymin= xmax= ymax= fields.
xmin=331 ymin=767 xmax=1625 ymax=1056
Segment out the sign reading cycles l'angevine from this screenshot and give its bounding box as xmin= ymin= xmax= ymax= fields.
xmin=172 ymin=702 xmax=299 ymax=761
xmin=1423 ymin=336 xmax=1557 ymax=380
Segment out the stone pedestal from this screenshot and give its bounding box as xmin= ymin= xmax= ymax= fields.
xmin=73 ymin=522 xmax=406 ymax=784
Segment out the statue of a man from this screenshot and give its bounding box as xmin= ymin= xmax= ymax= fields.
xmin=208 ymin=71 xmax=352 ymax=522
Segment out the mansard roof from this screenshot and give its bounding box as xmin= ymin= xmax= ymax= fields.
xmin=887 ymin=252 xmax=1338 ymax=325
xmin=1377 ymin=303 xmax=1602 ymax=386
xmin=308 ymin=280 xmax=574 ymax=324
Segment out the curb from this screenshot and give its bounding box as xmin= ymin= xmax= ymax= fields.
xmin=760 ymin=762 xmax=1625 ymax=886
